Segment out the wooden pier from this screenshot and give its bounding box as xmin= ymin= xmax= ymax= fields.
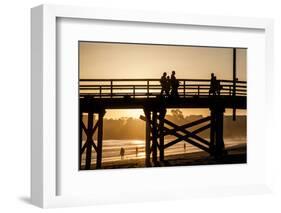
xmin=79 ymin=78 xmax=247 ymax=169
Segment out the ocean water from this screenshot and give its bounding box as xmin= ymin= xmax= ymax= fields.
xmin=81 ymin=138 xmax=246 ymax=165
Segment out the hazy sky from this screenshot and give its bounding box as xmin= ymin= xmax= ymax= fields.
xmin=79 ymin=42 xmax=247 ymax=118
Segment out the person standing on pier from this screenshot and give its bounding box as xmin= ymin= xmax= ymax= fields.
xmin=209 ymin=73 xmax=216 ymax=96
xmin=215 ymin=78 xmax=222 ymax=96
xmin=211 ymin=75 xmax=222 ymax=96
xmin=171 ymin=70 xmax=179 ymax=97
xmin=165 ymin=76 xmax=171 ymax=96
xmin=160 ymin=72 xmax=167 ymax=96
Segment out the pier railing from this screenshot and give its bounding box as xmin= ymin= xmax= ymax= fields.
xmin=80 ymin=79 xmax=247 ymax=98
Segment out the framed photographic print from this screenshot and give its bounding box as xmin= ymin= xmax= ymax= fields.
xmin=31 ymin=4 xmax=274 ymax=208
xmin=78 ymin=42 xmax=248 ymax=170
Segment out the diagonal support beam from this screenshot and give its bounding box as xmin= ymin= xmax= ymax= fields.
xmin=81 ymin=141 xmax=97 ymax=154
xmin=152 ymin=115 xmax=211 ymax=147
xmin=164 ymin=116 xmax=211 ymax=131
xmin=81 ymin=122 xmax=87 ymax=135
xmin=81 ymin=110 xmax=106 ymax=170
xmin=192 ymin=123 xmax=211 ymax=135
xmin=81 ymin=142 xmax=87 ymax=154
xmin=163 ymin=122 xmax=210 ymax=146
xmin=163 ymin=127 xmax=210 ymax=153
xmin=164 ymin=128 xmax=210 ymax=153
xmin=91 ymin=141 xmax=97 ymax=152
xmin=81 ymin=119 xmax=100 ymax=137
xmin=85 ymin=112 xmax=94 ymax=169
xmin=81 ymin=119 xmax=99 ymax=155
xmin=140 ymin=114 xmax=211 ymax=154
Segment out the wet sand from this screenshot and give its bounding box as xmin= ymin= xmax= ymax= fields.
xmin=85 ymin=143 xmax=246 ymax=170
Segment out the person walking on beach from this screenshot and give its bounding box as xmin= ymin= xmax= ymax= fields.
xmin=171 ymin=70 xmax=179 ymax=97
xmin=136 ymin=147 xmax=139 ymax=157
xmin=120 ymin=147 xmax=125 ymax=160
xmin=160 ymin=72 xmax=167 ymax=96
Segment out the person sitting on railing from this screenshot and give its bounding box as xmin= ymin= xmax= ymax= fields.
xmin=160 ymin=72 xmax=167 ymax=96
xmin=171 ymin=70 xmax=179 ymax=97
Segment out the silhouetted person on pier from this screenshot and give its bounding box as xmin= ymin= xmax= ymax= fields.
xmin=171 ymin=71 xmax=179 ymax=97
xmin=160 ymin=72 xmax=168 ymax=96
xmin=213 ymin=76 xmax=218 ymax=95
xmin=209 ymin=73 xmax=216 ymax=96
xmin=215 ymin=79 xmax=222 ymax=96
xmin=209 ymin=73 xmax=223 ymax=96
xmin=165 ymin=76 xmax=171 ymax=96
xmin=120 ymin=147 xmax=125 ymax=160
xmin=184 ymin=143 xmax=186 ymax=152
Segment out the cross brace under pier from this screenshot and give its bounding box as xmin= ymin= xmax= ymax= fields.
xmin=80 ymin=109 xmax=106 ymax=170
xmin=141 ymin=101 xmax=226 ymax=165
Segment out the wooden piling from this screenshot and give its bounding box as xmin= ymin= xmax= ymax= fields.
xmin=209 ymin=101 xmax=225 ymax=158
xmin=144 ymin=110 xmax=151 ymax=166
xmin=85 ymin=112 xmax=93 ymax=170
xmin=215 ymin=106 xmax=225 ymax=157
xmin=79 ymin=111 xmax=83 ymax=170
xmin=159 ymin=110 xmax=166 ymax=162
xmin=96 ymin=110 xmax=105 ymax=169
xmin=210 ymin=109 xmax=215 ymax=156
xmin=233 ymin=48 xmax=237 ymax=121
xmin=152 ymin=111 xmax=158 ymax=163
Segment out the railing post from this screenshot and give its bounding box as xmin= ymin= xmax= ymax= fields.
xmin=183 ymin=80 xmax=186 ymax=98
xmin=147 ymin=80 xmax=149 ymax=98
xmin=133 ymin=85 xmax=135 ymax=98
xmin=198 ymin=85 xmax=200 ymax=96
xmin=99 ymin=86 xmax=102 ymax=98
xmin=110 ymin=80 xmax=113 ymax=98
xmin=229 ymin=85 xmax=232 ymax=96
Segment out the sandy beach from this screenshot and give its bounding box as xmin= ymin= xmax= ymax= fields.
xmin=85 ymin=143 xmax=246 ymax=170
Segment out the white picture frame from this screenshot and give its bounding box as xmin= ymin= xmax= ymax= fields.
xmin=31 ymin=4 xmax=274 ymax=208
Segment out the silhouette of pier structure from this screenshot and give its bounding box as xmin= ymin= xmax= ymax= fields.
xmin=80 ymin=78 xmax=246 ymax=169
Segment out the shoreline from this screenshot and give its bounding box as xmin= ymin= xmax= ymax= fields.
xmin=82 ymin=143 xmax=246 ymax=170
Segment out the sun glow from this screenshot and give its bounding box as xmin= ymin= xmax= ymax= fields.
xmin=104 ymin=109 xmax=144 ymax=119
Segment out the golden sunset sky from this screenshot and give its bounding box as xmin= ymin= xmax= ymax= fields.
xmin=79 ymin=42 xmax=247 ymax=119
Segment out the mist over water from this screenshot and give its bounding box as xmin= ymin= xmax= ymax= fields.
xmin=81 ymin=138 xmax=246 ymax=165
